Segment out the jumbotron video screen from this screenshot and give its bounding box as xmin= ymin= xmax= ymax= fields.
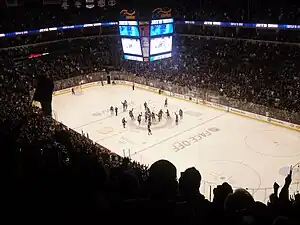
xmin=119 ymin=18 xmax=173 ymax=62
xmin=121 ymin=38 xmax=142 ymax=56
xmin=119 ymin=25 xmax=140 ymax=37
xmin=150 ymin=23 xmax=174 ymax=36
xmin=149 ymin=18 xmax=173 ymax=61
xmin=150 ymin=36 xmax=173 ymax=55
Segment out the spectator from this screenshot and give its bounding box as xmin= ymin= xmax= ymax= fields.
xmin=179 ymin=167 xmax=212 ymax=224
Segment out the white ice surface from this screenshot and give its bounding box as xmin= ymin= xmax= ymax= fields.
xmin=53 ymin=85 xmax=300 ymax=202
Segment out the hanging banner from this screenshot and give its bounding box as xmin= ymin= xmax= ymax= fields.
xmin=152 ymin=7 xmax=172 ymax=18
xmin=6 ymin=0 xmax=18 ymax=7
xmin=98 ymin=0 xmax=105 ymax=7
xmin=75 ymin=0 xmax=82 ymax=8
xmin=108 ymin=0 xmax=116 ymax=7
xmin=61 ymin=0 xmax=69 ymax=9
xmin=85 ymin=0 xmax=95 ymax=8
xmin=120 ymin=9 xmax=136 ymax=20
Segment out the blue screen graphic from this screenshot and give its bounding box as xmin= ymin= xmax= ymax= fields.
xmin=150 ymin=23 xmax=173 ymax=36
xmin=150 ymin=53 xmax=172 ymax=61
xmin=119 ymin=25 xmax=140 ymax=37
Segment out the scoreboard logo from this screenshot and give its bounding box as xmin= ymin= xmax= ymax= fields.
xmin=120 ymin=9 xmax=136 ymax=20
xmin=152 ymin=7 xmax=172 ymax=18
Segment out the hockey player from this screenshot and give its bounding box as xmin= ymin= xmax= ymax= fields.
xmin=122 ymin=117 xmax=127 ymax=128
xmin=129 ymin=108 xmax=134 ymax=120
xmin=121 ymin=101 xmax=126 ymax=112
xmin=158 ymin=109 xmax=163 ymax=122
xmin=158 ymin=113 xmax=162 ymax=122
xmin=137 ymin=113 xmax=142 ymax=125
xmin=110 ymin=106 xmax=114 ymax=116
xmin=148 ymin=118 xmax=152 ymax=127
xmin=166 ymin=109 xmax=171 ymax=118
xmin=175 ymin=113 xmax=179 ymax=125
xmin=121 ymin=100 xmax=128 ymax=112
xmin=147 ymin=121 xmax=152 ymax=135
xmin=71 ymin=88 xmax=75 ymax=95
xmin=146 ymin=107 xmax=151 ymax=117
xmin=124 ymin=100 xmax=128 ymax=110
xmin=148 ymin=126 xmax=152 ymax=135
xmin=144 ymin=102 xmax=148 ymax=110
xmin=148 ymin=114 xmax=151 ymax=124
xmin=144 ymin=111 xmax=148 ymax=122
xmin=151 ymin=111 xmax=156 ymax=121
xmin=158 ymin=109 xmax=163 ymax=116
xmin=132 ymin=83 xmax=135 ymax=91
xmin=179 ymin=109 xmax=183 ymax=119
xmin=164 ymin=98 xmax=168 ymax=107
xmin=115 ymin=107 xmax=118 ymax=116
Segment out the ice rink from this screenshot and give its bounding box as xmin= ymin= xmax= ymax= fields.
xmin=53 ymin=84 xmax=300 ymax=201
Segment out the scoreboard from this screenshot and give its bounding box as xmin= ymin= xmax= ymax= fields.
xmin=119 ymin=18 xmax=173 ymax=62
xmin=150 ymin=18 xmax=174 ymax=36
xmin=119 ymin=21 xmax=140 ymax=37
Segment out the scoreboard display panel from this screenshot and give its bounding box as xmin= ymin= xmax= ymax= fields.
xmin=150 ymin=36 xmax=172 ymax=55
xmin=119 ymin=25 xmax=140 ymax=37
xmin=150 ymin=18 xmax=174 ymax=25
xmin=119 ymin=18 xmax=173 ymax=61
xmin=124 ymin=54 xmax=143 ymax=61
xmin=150 ymin=23 xmax=173 ymax=36
xmin=150 ymin=52 xmax=172 ymax=61
xmin=121 ymin=38 xmax=142 ymax=56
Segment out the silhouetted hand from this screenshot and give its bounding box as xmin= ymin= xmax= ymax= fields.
xmin=284 ymin=167 xmax=292 ymax=186
xmin=273 ymin=182 xmax=279 ymax=191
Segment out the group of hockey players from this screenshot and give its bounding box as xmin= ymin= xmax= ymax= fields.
xmin=109 ymin=98 xmax=183 ymax=135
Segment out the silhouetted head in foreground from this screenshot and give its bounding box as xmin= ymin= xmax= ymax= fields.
xmin=119 ymin=170 xmax=140 ymax=200
xmin=179 ymin=167 xmax=202 ymax=199
xmin=224 ymin=188 xmax=255 ymax=224
xmin=147 ymin=159 xmax=178 ymax=200
xmin=213 ymin=182 xmax=233 ymax=208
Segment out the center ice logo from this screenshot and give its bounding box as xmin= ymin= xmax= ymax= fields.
xmin=173 ymin=127 xmax=220 ymax=152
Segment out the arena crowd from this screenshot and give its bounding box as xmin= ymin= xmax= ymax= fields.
xmin=1 ymin=1 xmax=300 ymax=224
xmin=1 ymin=0 xmax=300 ymax=34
